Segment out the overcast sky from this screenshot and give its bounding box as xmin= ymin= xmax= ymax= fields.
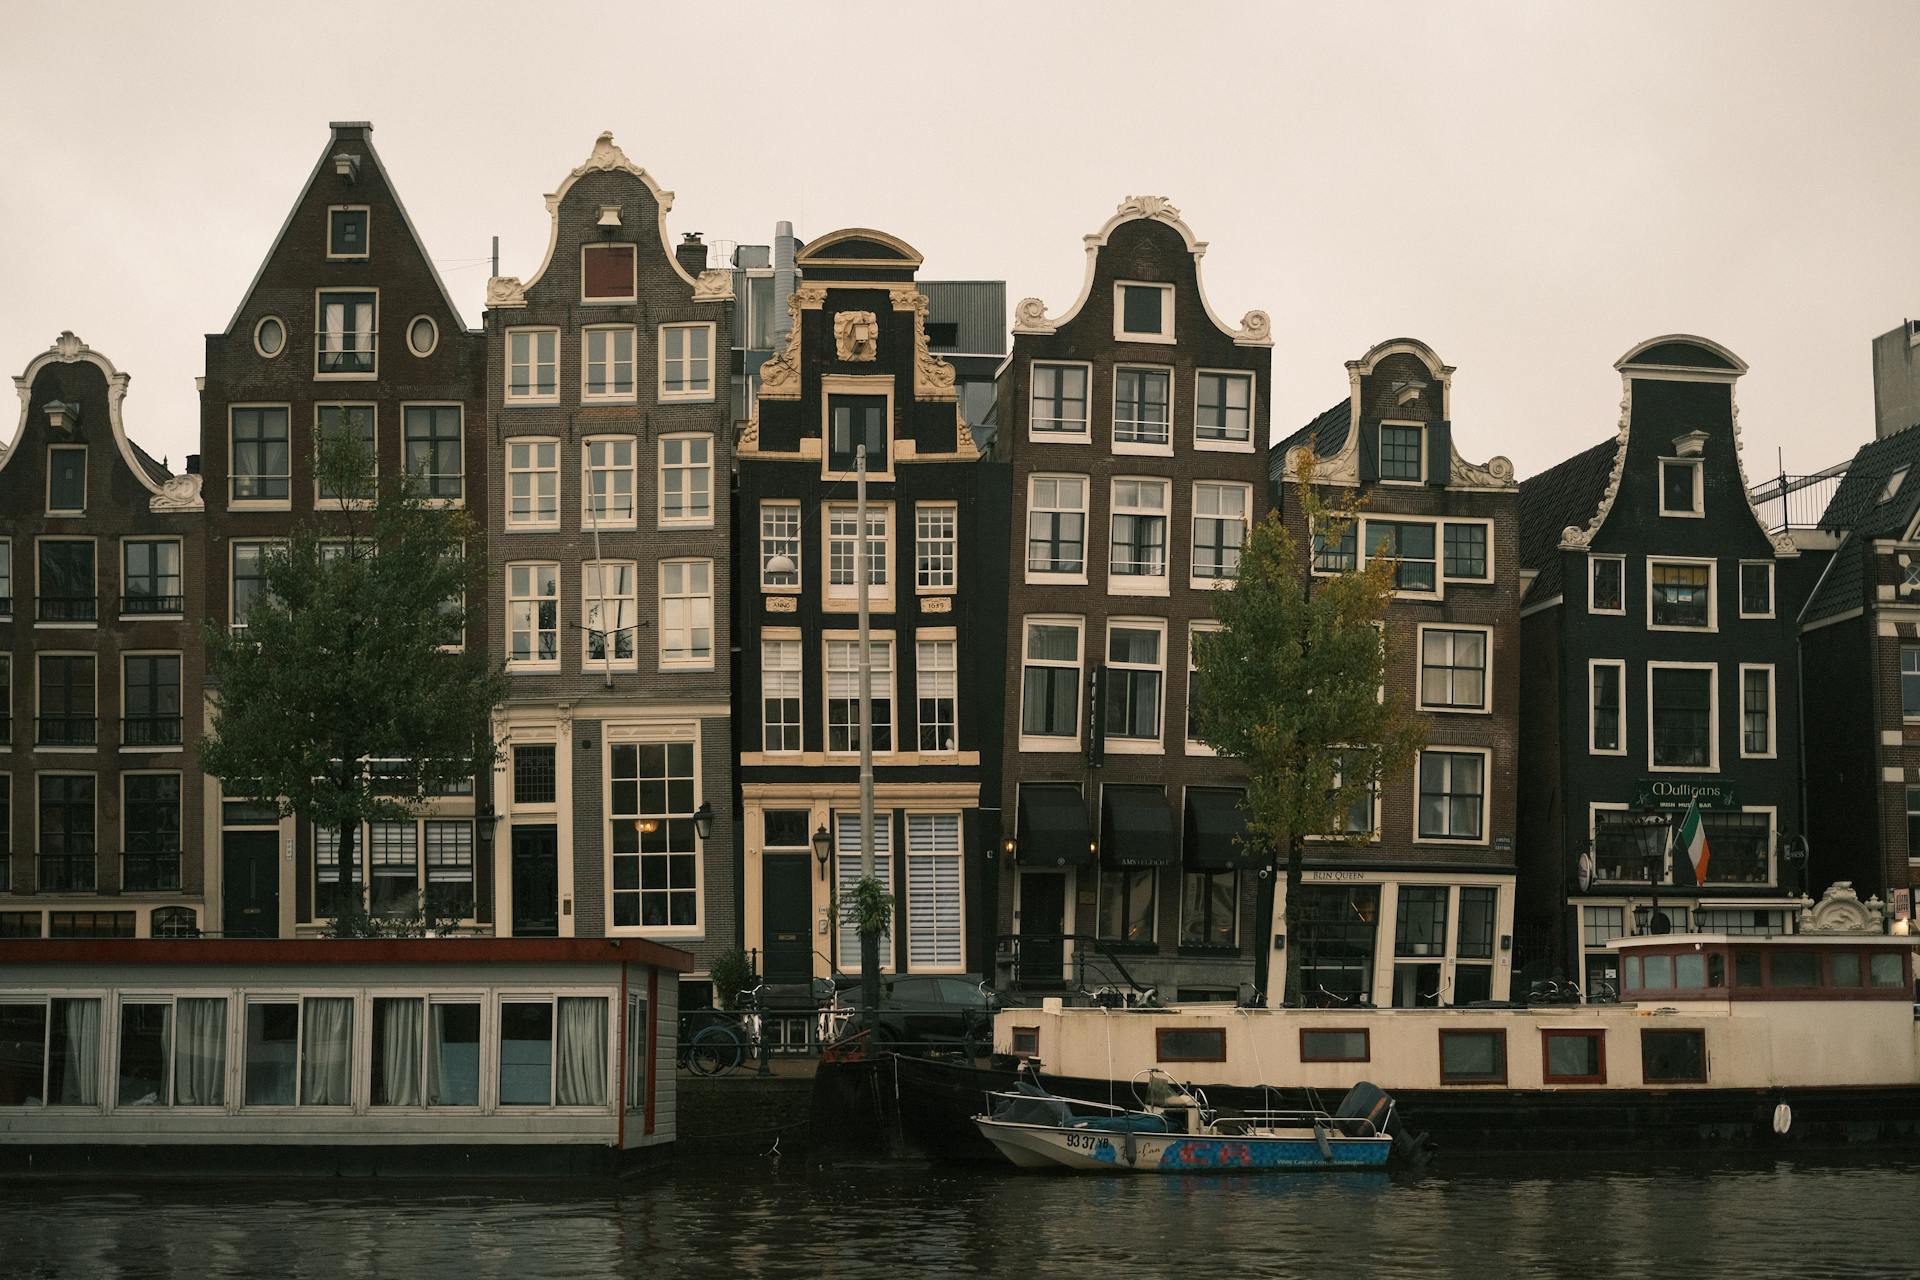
xmin=2 ymin=1 xmax=1915 ymax=482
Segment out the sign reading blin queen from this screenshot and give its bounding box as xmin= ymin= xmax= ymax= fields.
xmin=1632 ymin=779 xmax=1738 ymax=811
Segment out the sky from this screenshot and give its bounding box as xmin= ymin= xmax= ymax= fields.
xmin=2 ymin=1 xmax=1916 ymax=482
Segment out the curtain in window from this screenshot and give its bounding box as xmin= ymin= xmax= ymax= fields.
xmin=556 ymin=997 xmax=608 ymax=1107
xmin=174 ymin=998 xmax=226 ymax=1106
xmin=55 ymin=998 xmax=99 ymax=1105
xmin=377 ymin=998 xmax=423 ymax=1107
xmin=300 ymin=998 xmax=353 ymax=1106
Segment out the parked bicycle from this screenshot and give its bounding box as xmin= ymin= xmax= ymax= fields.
xmin=678 ymin=984 xmax=764 ymax=1077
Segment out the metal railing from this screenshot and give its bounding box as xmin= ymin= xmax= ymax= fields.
xmin=123 ymin=852 xmax=182 ymax=892
xmin=37 ymin=595 xmax=97 ymax=622
xmin=1749 ymin=462 xmax=1849 ymax=533
xmin=122 ymin=715 xmax=183 ymax=747
xmin=996 ymin=932 xmax=1158 ymax=1000
xmin=121 ymin=594 xmax=185 ymax=616
xmin=36 ymin=715 xmax=97 ymax=747
xmin=38 ymin=854 xmax=97 ymax=892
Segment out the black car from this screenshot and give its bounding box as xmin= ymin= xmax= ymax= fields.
xmin=830 ymin=974 xmax=997 ymax=1052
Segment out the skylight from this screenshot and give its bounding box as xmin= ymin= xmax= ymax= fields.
xmin=1881 ymin=466 xmax=1909 ymax=505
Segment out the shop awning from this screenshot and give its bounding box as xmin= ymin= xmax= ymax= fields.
xmin=1017 ymin=784 xmax=1094 ymax=866
xmin=1185 ymin=788 xmax=1256 ymax=870
xmin=1100 ymin=786 xmax=1177 ymax=868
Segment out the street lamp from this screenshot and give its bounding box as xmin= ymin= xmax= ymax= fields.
xmin=812 ymin=824 xmax=832 ymax=881
xmin=693 ymin=801 xmax=714 ymax=842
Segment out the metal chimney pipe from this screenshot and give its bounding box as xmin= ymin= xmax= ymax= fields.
xmin=772 ymin=220 xmax=797 ymax=348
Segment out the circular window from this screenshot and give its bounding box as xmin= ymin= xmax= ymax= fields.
xmin=253 ymin=315 xmax=286 ymax=358
xmin=407 ymin=315 xmax=438 ymax=357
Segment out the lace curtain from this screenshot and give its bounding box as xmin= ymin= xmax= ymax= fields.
xmin=556 ymin=997 xmax=607 ymax=1107
xmin=376 ymin=998 xmax=423 ymax=1106
xmin=300 ymin=998 xmax=353 ymax=1106
xmin=174 ymin=999 xmax=226 ymax=1106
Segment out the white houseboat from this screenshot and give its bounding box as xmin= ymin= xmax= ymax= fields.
xmin=0 ymin=937 xmax=689 ymax=1177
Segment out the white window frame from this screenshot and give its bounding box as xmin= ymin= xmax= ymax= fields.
xmin=401 ymin=402 xmax=464 ymax=506
xmin=1025 ymin=474 xmax=1089 ymax=585
xmin=914 ymin=503 xmax=957 ymax=594
xmin=1738 ymin=663 xmax=1777 ymax=760
xmin=1738 ymin=560 xmax=1775 ymax=619
xmin=1588 ymin=658 xmax=1628 ymax=757
xmin=405 ymin=315 xmax=438 ymax=358
xmin=1108 ymin=477 xmax=1170 ymax=597
xmin=1414 ymin=623 xmax=1493 ymax=714
xmin=227 ymin=539 xmax=278 ymax=632
xmin=1360 ymin=517 xmax=1441 ymax=599
xmin=657 ymin=434 xmax=714 ymax=529
xmin=760 ymin=501 xmax=802 ymax=592
xmin=580 ymin=242 xmax=639 ymax=304
xmin=506 ymin=562 xmax=561 ymax=672
xmin=1193 ymin=368 xmax=1255 ymax=452
xmin=504 ymin=327 xmax=560 ymax=404
xmin=905 ymin=812 xmax=965 ymax=972
xmin=657 ymin=323 xmax=716 ymax=402
xmin=1186 ymin=621 xmax=1220 ymax=756
xmin=45 ymin=445 xmax=86 ymax=516
xmin=252 ymin=314 xmax=287 ymax=360
xmin=1647 ymin=660 xmax=1719 ymax=773
xmin=1111 ymin=364 xmax=1174 ymax=455
xmin=504 ymin=438 xmax=561 ymax=531
xmin=1322 ymin=749 xmax=1382 ymax=841
xmin=119 ymin=650 xmax=184 ymax=753
xmin=582 ymin=436 xmax=638 ymax=531
xmin=1104 ymin=616 xmax=1167 ymax=755
xmin=603 ymin=726 xmax=704 ymax=937
xmin=35 ymin=649 xmax=98 ymax=756
xmin=825 ymin=632 xmax=896 ymax=756
xmin=1646 ymin=556 xmax=1718 ymax=633
xmin=1113 ymin=279 xmax=1175 ymax=344
xmin=824 ymin=502 xmax=892 ymax=610
xmin=1658 ymin=457 xmax=1704 ymax=518
xmin=821 ymin=375 xmax=896 ymax=482
xmin=1412 ymin=745 xmax=1492 ymax=846
xmin=1589 ymin=554 xmax=1627 ymax=616
xmin=582 ymin=325 xmax=637 ymax=404
xmin=1029 ymin=360 xmax=1092 ymax=442
xmin=326 ymin=205 xmax=370 ymax=260
xmin=761 ymin=631 xmax=803 ymax=754
xmin=1376 ymin=420 xmax=1426 ymax=485
xmin=581 ymin=560 xmax=639 ymax=672
xmin=227 ymin=404 xmax=293 ymax=510
xmin=1190 ymin=481 xmax=1251 ymax=589
xmin=313 ymin=286 xmax=379 ymax=381
xmin=658 ymin=558 xmax=715 ymax=671
xmin=1441 ymin=519 xmax=1495 ymax=583
xmin=1018 ymin=615 xmax=1084 ymax=753
xmin=915 ymin=631 xmax=959 ymax=755
xmin=312 ymin=403 xmax=377 ymax=509
xmin=835 ymin=808 xmax=895 ymax=972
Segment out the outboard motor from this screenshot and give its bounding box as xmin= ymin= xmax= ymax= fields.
xmin=1336 ymin=1081 xmax=1434 ymax=1166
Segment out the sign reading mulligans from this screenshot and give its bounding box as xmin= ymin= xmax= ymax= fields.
xmin=1632 ymin=779 xmax=1738 ymax=811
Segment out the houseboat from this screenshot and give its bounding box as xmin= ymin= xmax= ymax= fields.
xmin=0 ymin=937 xmax=688 ymax=1177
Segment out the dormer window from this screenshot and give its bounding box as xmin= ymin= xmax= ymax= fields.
xmin=1881 ymin=467 xmax=1910 ymax=505
xmin=46 ymin=447 xmax=86 ymax=514
xmin=328 ymin=207 xmax=369 ymax=259
xmin=1379 ymin=424 xmax=1424 ymax=482
xmin=829 ymin=395 xmax=888 ymax=472
xmin=316 ymin=290 xmax=377 ymax=377
xmin=581 ymin=244 xmax=637 ymax=303
xmin=1114 ymin=282 xmax=1174 ymax=343
xmin=1659 ymin=459 xmax=1703 ymax=516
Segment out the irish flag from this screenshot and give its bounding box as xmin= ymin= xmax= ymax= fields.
xmin=1676 ymin=797 xmax=1711 ymax=884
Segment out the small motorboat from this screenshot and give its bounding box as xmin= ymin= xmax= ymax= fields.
xmin=974 ymin=1070 xmax=1403 ymax=1173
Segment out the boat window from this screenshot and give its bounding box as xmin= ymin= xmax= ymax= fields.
xmin=0 ymin=1002 xmax=49 ymax=1105
xmin=1675 ymin=954 xmax=1706 ymax=990
xmin=371 ymin=997 xmax=426 ymax=1106
xmin=625 ymin=996 xmax=648 ymax=1114
xmin=1643 ymin=955 xmax=1674 ymax=990
xmin=1155 ymin=1026 xmax=1226 ymax=1063
xmin=1770 ymin=952 xmax=1821 ymax=988
xmin=1540 ymin=1030 xmax=1606 ymax=1084
xmin=1438 ymin=1029 xmax=1506 ymax=1084
xmin=174 ymin=998 xmax=226 ymax=1107
xmin=1623 ymin=955 xmax=1641 ymax=989
xmin=428 ymin=1001 xmax=481 ymax=1106
xmin=1734 ymin=951 xmax=1763 ymax=988
xmin=301 ymin=998 xmax=353 ymax=1106
xmin=557 ymin=997 xmax=608 ymax=1107
xmin=1011 ymin=1026 xmax=1040 ymax=1057
xmin=1299 ymin=1028 xmax=1369 ymax=1063
xmin=1707 ymin=954 xmax=1725 ymax=988
xmin=118 ymin=1002 xmax=172 ymax=1106
xmin=244 ymin=1001 xmax=298 ymax=1106
xmin=1871 ymin=954 xmax=1907 ymax=989
xmin=1641 ymin=1028 xmax=1707 ymax=1084
xmin=1830 ymin=954 xmax=1863 ymax=988
xmin=499 ymin=1002 xmax=555 ymax=1105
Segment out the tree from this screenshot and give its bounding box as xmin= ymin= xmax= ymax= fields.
xmin=1192 ymin=452 xmax=1424 ymax=1001
xmin=200 ymin=436 xmax=509 ymax=930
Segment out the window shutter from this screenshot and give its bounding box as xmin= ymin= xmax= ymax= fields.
xmin=907 ymin=814 xmax=963 ymax=970
xmin=836 ymin=811 xmax=894 ymax=971
xmin=1427 ymin=420 xmax=1453 ymax=486
xmin=1357 ymin=419 xmax=1379 ymax=484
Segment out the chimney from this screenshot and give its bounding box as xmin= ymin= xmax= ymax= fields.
xmin=677 ymin=233 xmax=708 ymax=279
xmin=185 ymin=453 xmax=201 ymax=476
xmin=772 ymin=220 xmax=799 ymax=349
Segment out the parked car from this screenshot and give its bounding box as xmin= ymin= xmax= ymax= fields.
xmin=828 ymin=974 xmax=998 ymax=1052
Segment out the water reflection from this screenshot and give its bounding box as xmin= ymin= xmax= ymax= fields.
xmin=2 ymin=1155 xmax=1918 ymax=1278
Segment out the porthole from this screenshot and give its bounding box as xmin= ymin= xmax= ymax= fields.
xmin=408 ymin=315 xmax=439 ymax=357
xmin=254 ymin=315 xmax=287 ymax=358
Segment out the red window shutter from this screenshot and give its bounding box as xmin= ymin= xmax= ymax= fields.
xmin=583 ymin=245 xmax=636 ymax=300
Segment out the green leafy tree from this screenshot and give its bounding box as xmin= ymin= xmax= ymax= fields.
xmin=200 ymin=436 xmax=509 ymax=930
xmin=1192 ymin=453 xmax=1424 ymax=999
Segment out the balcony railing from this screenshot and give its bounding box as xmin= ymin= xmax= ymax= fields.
xmin=0 ymin=595 xmax=11 ymax=616
xmin=123 ymin=852 xmax=182 ymax=892
xmin=316 ymin=335 xmax=377 ymax=375
xmin=37 ymin=595 xmax=97 ymax=622
xmin=122 ymin=715 xmax=184 ymax=747
xmin=38 ymin=854 xmax=97 ymax=893
xmin=37 ymin=715 xmax=98 ymax=747
xmin=121 ymin=594 xmax=185 ymax=616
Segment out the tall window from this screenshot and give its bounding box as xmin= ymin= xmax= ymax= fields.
xmin=230 ymin=541 xmax=271 ymax=629
xmin=37 ymin=654 xmax=96 ymax=747
xmin=507 ymin=564 xmax=559 ymax=666
xmin=1591 ymin=661 xmax=1623 ymax=753
xmin=1379 ymin=424 xmax=1423 ymax=481
xmin=829 ymin=395 xmax=888 ymax=472
xmin=583 ymin=437 xmax=637 ymax=527
xmin=1650 ymin=561 xmax=1712 ymax=627
xmin=506 ymin=440 xmax=559 ymax=528
xmin=660 ymin=324 xmax=713 ymax=399
xmin=1026 ymin=476 xmax=1087 ymax=578
xmin=1187 ymin=623 xmax=1219 ymax=746
xmin=1740 ymin=562 xmax=1774 ymax=617
xmin=123 ymin=654 xmax=182 ymax=747
xmin=609 ymin=742 xmax=699 ymax=928
xmin=513 ymin=744 xmax=556 ymax=806
xmin=917 ymin=638 xmax=958 ymax=753
xmin=835 ymin=811 xmax=894 ymax=970
xmin=1330 ymin=751 xmax=1377 ymax=835
xmin=1181 ymin=867 xmax=1237 ymax=947
xmin=316 ymin=291 xmax=376 ymax=375
xmin=1395 ymin=886 xmax=1449 ymax=957
xmin=1444 ymin=524 xmax=1488 ymax=580
xmin=0 ymin=539 xmax=11 ymax=612
xmin=1419 ymin=628 xmax=1489 ymax=711
xmin=1908 ymin=787 xmax=1920 ymax=857
xmin=506 ymin=328 xmax=558 ymax=401
xmin=1312 ymin=524 xmax=1357 ymax=573
xmin=314 ymin=405 xmax=376 ymax=501
xmin=1109 ymin=479 xmax=1168 ymax=582
xmin=403 ymin=406 xmax=463 ymax=500
xmin=1196 ymin=371 xmax=1252 ymax=445
xmin=915 ymin=505 xmax=957 ymax=591
xmin=906 ymin=814 xmax=963 ymax=969
xmin=658 ymin=435 xmax=712 ymax=526
xmin=425 ymin=820 xmax=476 ymax=919
xmin=826 ymin=638 xmax=894 ymax=753
xmin=1590 ymin=557 xmax=1625 ymax=613
xmin=0 ymin=656 xmax=10 ymax=745
xmin=230 ymin=407 xmax=291 ymax=502
xmin=122 ymin=540 xmax=183 ymax=615
xmin=1741 ymin=666 xmax=1774 ymax=756
xmin=47 ymin=447 xmax=86 ymax=513
xmin=1105 ymin=623 xmax=1164 ymax=742
xmin=1099 ymin=862 xmax=1155 ymax=944
xmin=1905 ymin=646 xmax=1920 ymax=718
xmin=38 ymin=775 xmax=96 ymax=891
xmin=1365 ymin=521 xmax=1436 ymax=592
xmin=1651 ymin=666 xmax=1714 ymax=767
xmin=38 ymin=540 xmax=96 ymax=623
xmin=582 ymin=562 xmax=636 ymax=666
xmin=827 ymin=506 xmax=888 ymax=600
xmin=659 ymin=559 xmax=713 ymax=668
xmin=760 ymin=502 xmax=801 ymax=589
xmin=1021 ymin=620 xmax=1082 ymax=741
xmin=583 ymin=326 xmax=636 ymax=401
xmin=1113 ymin=367 xmax=1171 ymax=446
xmin=1031 ymin=363 xmax=1089 ymax=436
xmin=368 ymin=822 xmax=419 ymax=914
xmin=1417 ymin=751 xmax=1484 ymax=840
xmin=1191 ymin=483 xmax=1248 ymax=581
xmin=762 ymin=639 xmax=802 ymax=752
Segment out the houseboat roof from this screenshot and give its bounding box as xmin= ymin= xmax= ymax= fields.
xmin=1613 ymin=933 xmax=1919 ymax=950
xmin=0 ymin=937 xmax=696 ymax=971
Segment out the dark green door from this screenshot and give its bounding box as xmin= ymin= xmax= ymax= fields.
xmin=762 ymin=854 xmax=813 ymax=984
xmin=222 ymin=831 xmax=280 ymax=938
xmin=1018 ymin=872 xmax=1066 ymax=986
xmin=511 ymin=824 xmax=559 ymax=937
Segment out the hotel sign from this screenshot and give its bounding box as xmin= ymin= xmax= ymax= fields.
xmin=1632 ymin=779 xmax=1738 ymax=811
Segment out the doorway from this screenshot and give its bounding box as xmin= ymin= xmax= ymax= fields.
xmin=762 ymin=853 xmax=814 ymax=984
xmin=1016 ymin=871 xmax=1067 ymax=987
xmin=511 ymin=824 xmax=559 ymax=937
xmin=222 ymin=830 xmax=280 ymax=938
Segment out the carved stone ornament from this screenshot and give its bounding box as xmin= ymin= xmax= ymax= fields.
xmin=765 ymin=595 xmax=798 ymax=614
xmin=1233 ymin=310 xmax=1274 ymax=348
xmin=1451 ymin=453 xmax=1518 ymax=489
xmin=1796 ymin=881 xmax=1888 ymax=935
xmin=52 ymin=330 xmax=88 ymax=361
xmin=486 ymin=276 xmax=528 ymax=309
xmin=756 ymin=292 xmax=808 ymax=401
xmin=834 ymin=311 xmax=880 ymax=361
xmin=1561 ymin=390 xmax=1634 ymax=550
xmin=692 ymin=270 xmax=734 ymax=303
xmin=794 ymin=285 xmax=827 ymax=310
xmin=921 ymin=596 xmax=953 ymax=614
xmin=1116 ymin=194 xmax=1183 ymax=224
xmin=568 ymin=132 xmax=673 ymax=212
xmin=1012 ymin=297 xmax=1056 ymax=334
xmin=149 ymin=472 xmax=204 ymax=512
xmin=736 ymin=414 xmax=760 ymax=451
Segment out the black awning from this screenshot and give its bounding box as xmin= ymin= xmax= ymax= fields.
xmin=1100 ymin=786 xmax=1177 ymax=868
xmin=1017 ymin=784 xmax=1094 ymax=866
xmin=1185 ymin=788 xmax=1256 ymax=870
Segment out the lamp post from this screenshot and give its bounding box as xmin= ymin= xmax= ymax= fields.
xmin=855 ymin=442 xmax=881 ymax=1035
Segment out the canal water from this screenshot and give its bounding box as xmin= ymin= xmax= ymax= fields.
xmin=3 ymin=1154 xmax=1916 ymax=1278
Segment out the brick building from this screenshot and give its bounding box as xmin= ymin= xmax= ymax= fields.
xmin=990 ymin=196 xmax=1271 ymax=1002
xmin=481 ymin=133 xmax=737 ymax=993
xmin=197 ymin=121 xmax=488 ymax=936
xmin=0 ymin=332 xmax=207 ymax=940
xmin=1273 ymin=339 xmax=1521 ymax=1006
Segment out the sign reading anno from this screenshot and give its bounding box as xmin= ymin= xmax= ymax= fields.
xmin=1632 ymin=779 xmax=1738 ymax=811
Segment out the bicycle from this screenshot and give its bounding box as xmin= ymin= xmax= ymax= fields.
xmin=678 ymin=984 xmax=764 ymax=1077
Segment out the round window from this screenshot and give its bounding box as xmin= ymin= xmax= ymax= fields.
xmin=254 ymin=315 xmax=286 ymax=358
xmin=408 ymin=315 xmax=438 ymax=357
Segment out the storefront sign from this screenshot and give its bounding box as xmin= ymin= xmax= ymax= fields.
xmin=1304 ymin=870 xmax=1370 ymax=881
xmin=1631 ymin=779 xmax=1738 ymax=811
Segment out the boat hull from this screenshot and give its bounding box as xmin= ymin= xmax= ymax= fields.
xmin=975 ymin=1117 xmax=1393 ymax=1172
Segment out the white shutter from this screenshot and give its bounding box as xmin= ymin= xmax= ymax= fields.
xmin=907 ymin=813 xmax=964 ymax=970
xmin=836 ymin=811 xmax=893 ymax=972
